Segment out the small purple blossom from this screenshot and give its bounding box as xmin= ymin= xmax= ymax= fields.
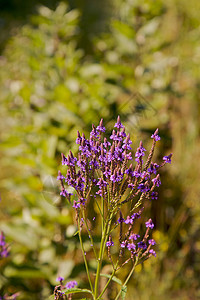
xmin=145 ymin=219 xmax=154 ymax=229
xmin=129 ymin=234 xmax=140 ymax=240
xmin=73 ymin=201 xmax=80 ymax=209
xmin=118 ymin=215 xmax=125 ymax=223
xmin=147 ymin=163 xmax=159 ymax=175
xmin=120 ymin=241 xmax=127 ymax=248
xmin=122 ymin=133 xmax=132 ymax=150
xmin=151 ymin=128 xmax=161 ymax=141
xmin=114 ymin=115 xmax=124 ymax=129
xmin=90 ymin=124 xmax=99 ymax=139
xmin=96 ymin=118 xmax=106 ymax=132
xmin=152 ymin=175 xmax=161 ymax=187
xmin=148 ymin=239 xmax=156 ymax=245
xmin=110 ymin=130 xmax=117 ymax=140
xmin=56 ymin=276 xmax=64 ymax=284
xmin=149 ymin=249 xmax=156 ymax=257
xmin=57 ymin=171 xmax=65 ymax=181
xmin=65 ymin=280 xmax=78 ymax=289
xmin=60 ymin=189 xmax=73 ymax=198
xmin=151 ymin=191 xmax=158 ymax=200
xmin=106 ymin=240 xmax=114 ymax=247
xmin=0 ymin=232 xmax=9 ymax=258
xmin=163 ymin=153 xmax=172 ymax=164
xmin=135 ymin=142 xmax=146 ymax=163
xmin=125 ymin=216 xmax=134 ymax=225
xmin=127 ymin=243 xmax=136 ymax=251
xmin=138 ymin=183 xmax=150 ymax=193
xmin=103 ymin=138 xmax=111 ymax=148
xmin=137 ymin=241 xmax=147 ymax=250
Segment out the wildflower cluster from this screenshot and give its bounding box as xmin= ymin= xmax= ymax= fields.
xmin=54 ymin=277 xmax=78 ymax=300
xmin=57 ymin=116 xmax=172 ymax=300
xmin=0 ymin=232 xmax=19 ymax=300
xmin=0 ymin=231 xmax=9 ymax=259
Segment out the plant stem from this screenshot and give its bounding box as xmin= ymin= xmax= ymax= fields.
xmin=94 ymin=209 xmax=114 ymax=299
xmin=114 ymin=256 xmax=139 ymax=300
xmin=97 ymin=262 xmax=119 ymax=299
xmin=77 ymin=217 xmax=94 ymax=293
xmin=81 ymin=208 xmax=97 ymax=259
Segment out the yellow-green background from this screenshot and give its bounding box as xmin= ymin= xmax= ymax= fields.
xmin=0 ymin=0 xmax=200 ymax=299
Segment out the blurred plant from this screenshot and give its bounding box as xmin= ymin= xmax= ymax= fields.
xmin=0 ymin=3 xmax=130 ymax=298
xmin=1 ymin=0 xmax=200 ymax=299
xmin=0 ymin=232 xmax=10 ymax=259
xmin=52 ymin=117 xmax=172 ymax=299
xmin=0 ymin=232 xmax=20 ymax=299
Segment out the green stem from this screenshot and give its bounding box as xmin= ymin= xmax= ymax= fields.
xmin=81 ymin=208 xmax=97 ymax=259
xmin=77 ymin=217 xmax=94 ymax=293
xmin=94 ymin=209 xmax=114 ymax=299
xmin=114 ymin=256 xmax=139 ymax=300
xmin=97 ymin=262 xmax=119 ymax=300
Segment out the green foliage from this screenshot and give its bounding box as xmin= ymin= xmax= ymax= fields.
xmin=0 ymin=0 xmax=200 ymax=299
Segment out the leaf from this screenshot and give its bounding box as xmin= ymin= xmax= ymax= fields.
xmin=100 ymin=274 xmax=127 ymax=299
xmin=63 ymin=288 xmax=93 ymax=295
xmin=100 ymin=273 xmax=122 ymax=285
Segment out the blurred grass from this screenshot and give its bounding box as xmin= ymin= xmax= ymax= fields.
xmin=0 ymin=0 xmax=200 ymax=299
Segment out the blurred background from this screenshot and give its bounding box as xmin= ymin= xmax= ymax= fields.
xmin=0 ymin=0 xmax=200 ymax=299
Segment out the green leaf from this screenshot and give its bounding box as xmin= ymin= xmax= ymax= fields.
xmin=100 ymin=273 xmax=122 ymax=285
xmin=49 ymin=288 xmax=93 ymax=299
xmin=63 ymin=288 xmax=93 ymax=295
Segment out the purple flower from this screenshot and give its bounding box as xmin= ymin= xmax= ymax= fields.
xmin=147 ymin=163 xmax=159 ymax=175
xmin=0 ymin=232 xmax=9 ymax=258
xmin=73 ymin=201 xmax=80 ymax=209
xmin=149 ymin=249 xmax=156 ymax=257
xmin=133 ymin=171 xmax=141 ymax=178
xmin=0 ymin=232 xmax=6 ymax=247
xmin=56 ymin=276 xmax=64 ymax=283
xmin=127 ymin=243 xmax=136 ymax=251
xmin=96 ymin=118 xmax=106 ymax=132
xmin=125 ymin=216 xmax=134 ymax=225
xmin=151 ymin=128 xmax=160 ymax=141
xmin=151 ymin=191 xmax=158 ymax=200
xmin=60 ymin=189 xmax=73 ymax=198
xmin=129 ymin=234 xmax=140 ymax=240
xmin=76 ymin=131 xmax=82 ymax=144
xmin=120 ymin=241 xmax=127 ymax=248
xmin=110 ymin=130 xmax=117 ymax=140
xmin=138 ymin=183 xmax=150 ymax=193
xmin=152 ymin=175 xmax=161 ymax=187
xmin=125 ymin=165 xmax=134 ymax=176
xmin=135 ymin=142 xmax=146 ymax=163
xmin=57 ymin=171 xmax=65 ymax=181
xmin=61 ymin=154 xmax=68 ymax=165
xmin=114 ymin=115 xmax=124 ymax=129
xmin=122 ymin=133 xmax=132 ymax=150
xmin=103 ymin=138 xmax=111 ymax=148
xmin=103 ymin=167 xmax=111 ymax=178
xmin=65 ymin=280 xmax=78 ymax=289
xmin=137 ymin=241 xmax=147 ymax=250
xmin=90 ymin=124 xmax=99 ymax=139
xmin=163 ymin=153 xmax=172 ymax=164
xmin=131 ymin=212 xmax=141 ymax=220
xmin=117 ymin=215 xmax=125 ymax=224
xmin=110 ymin=170 xmax=123 ymax=182
xmin=145 ymin=219 xmax=154 ymax=229
xmin=148 ymin=239 xmax=156 ymax=245
xmin=106 ymin=240 xmax=114 ymax=247
xmin=119 ymin=127 xmax=126 ymax=138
